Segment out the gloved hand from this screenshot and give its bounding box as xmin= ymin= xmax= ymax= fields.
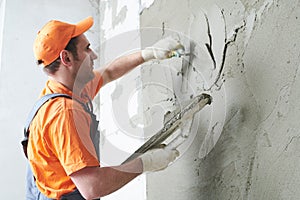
xmin=139 ymin=148 xmax=179 ymax=172
xmin=141 ymin=36 xmax=182 ymax=61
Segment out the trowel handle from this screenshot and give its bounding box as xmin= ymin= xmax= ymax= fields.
xmin=167 ymin=44 xmax=185 ymax=58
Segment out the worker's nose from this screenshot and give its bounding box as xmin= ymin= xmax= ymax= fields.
xmin=90 ymin=49 xmax=98 ymax=60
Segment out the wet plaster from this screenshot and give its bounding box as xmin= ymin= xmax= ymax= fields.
xmin=139 ymin=0 xmax=155 ymax=14
xmin=140 ymin=0 xmax=300 ymax=199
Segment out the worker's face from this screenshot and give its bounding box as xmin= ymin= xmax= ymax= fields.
xmin=72 ymin=34 xmax=98 ymax=85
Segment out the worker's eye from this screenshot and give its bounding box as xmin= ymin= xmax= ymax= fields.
xmin=86 ymin=44 xmax=91 ymax=50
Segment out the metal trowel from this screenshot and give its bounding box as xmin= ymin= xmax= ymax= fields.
xmin=122 ymin=93 xmax=212 ymax=164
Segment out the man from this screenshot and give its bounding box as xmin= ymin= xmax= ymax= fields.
xmin=25 ymin=16 xmax=180 ymax=199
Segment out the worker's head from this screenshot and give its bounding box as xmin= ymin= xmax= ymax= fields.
xmin=33 ymin=17 xmax=97 ymax=77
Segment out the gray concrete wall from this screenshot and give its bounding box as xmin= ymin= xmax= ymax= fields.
xmin=140 ymin=0 xmax=300 ymax=199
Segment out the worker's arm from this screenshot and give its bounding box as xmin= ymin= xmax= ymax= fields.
xmin=70 ymin=148 xmax=179 ymax=199
xmin=70 ymin=158 xmax=143 ymax=199
xmin=96 ymin=51 xmax=144 ymax=86
xmin=96 ymin=36 xmax=181 ymax=86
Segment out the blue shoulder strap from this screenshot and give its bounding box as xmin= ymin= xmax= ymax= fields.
xmin=21 ymin=93 xmax=71 ymax=157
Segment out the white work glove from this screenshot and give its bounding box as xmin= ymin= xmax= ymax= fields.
xmin=141 ymin=36 xmax=182 ymax=62
xmin=140 ymin=148 xmax=179 ymax=172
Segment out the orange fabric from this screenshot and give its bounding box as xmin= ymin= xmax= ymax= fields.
xmin=33 ymin=16 xmax=93 ymax=66
xmin=27 ymin=71 xmax=103 ymax=199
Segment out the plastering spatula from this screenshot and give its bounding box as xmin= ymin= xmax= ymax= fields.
xmin=122 ymin=93 xmax=212 ymax=164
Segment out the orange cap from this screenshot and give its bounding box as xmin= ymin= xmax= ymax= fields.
xmin=33 ymin=16 xmax=93 ymax=67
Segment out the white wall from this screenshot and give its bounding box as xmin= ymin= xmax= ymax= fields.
xmin=0 ymin=0 xmax=147 ymax=199
xmin=99 ymin=0 xmax=146 ymax=199
xmin=0 ymin=0 xmax=5 ymax=75
xmin=0 ymin=1 xmax=98 ymax=199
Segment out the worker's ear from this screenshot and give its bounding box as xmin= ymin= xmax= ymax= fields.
xmin=59 ymin=50 xmax=72 ymax=67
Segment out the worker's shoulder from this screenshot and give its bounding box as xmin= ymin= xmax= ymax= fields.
xmin=45 ymin=96 xmax=84 ymax=113
xmin=30 ymin=95 xmax=90 ymax=131
xmin=34 ymin=96 xmax=86 ymax=124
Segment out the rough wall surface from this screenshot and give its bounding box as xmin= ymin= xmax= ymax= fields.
xmin=140 ymin=0 xmax=300 ymax=199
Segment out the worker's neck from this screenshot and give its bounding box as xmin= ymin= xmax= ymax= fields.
xmin=49 ymin=76 xmax=85 ymax=96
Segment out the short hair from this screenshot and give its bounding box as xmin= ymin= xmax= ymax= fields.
xmin=42 ymin=37 xmax=79 ymax=75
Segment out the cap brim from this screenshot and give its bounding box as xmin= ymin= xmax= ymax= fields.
xmin=73 ymin=16 xmax=93 ymax=37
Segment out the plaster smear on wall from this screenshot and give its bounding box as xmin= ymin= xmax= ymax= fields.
xmin=99 ymin=0 xmax=142 ymax=163
xmin=98 ymin=0 xmax=146 ymax=200
xmin=140 ymin=3 xmax=241 ymax=161
xmin=140 ymin=0 xmax=300 ymax=199
xmin=139 ymin=0 xmax=155 ymax=14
